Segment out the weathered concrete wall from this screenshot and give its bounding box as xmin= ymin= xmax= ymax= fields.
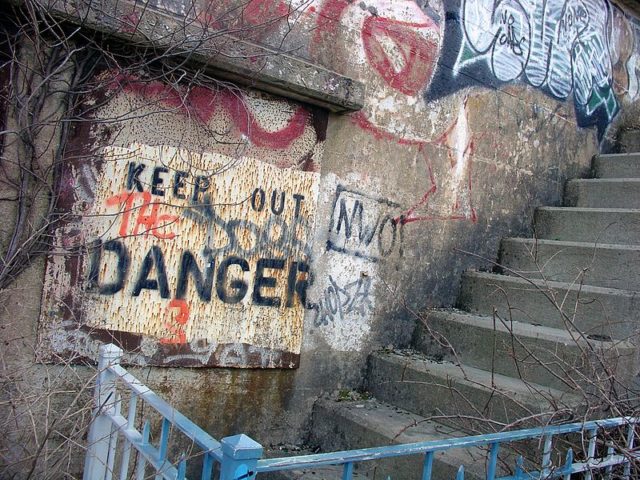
xmin=4 ymin=0 xmax=640 ymax=477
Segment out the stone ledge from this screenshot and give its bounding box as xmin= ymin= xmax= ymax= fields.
xmin=22 ymin=0 xmax=365 ymax=113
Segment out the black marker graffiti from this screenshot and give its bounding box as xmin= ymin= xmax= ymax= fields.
xmin=310 ymin=275 xmax=373 ymax=327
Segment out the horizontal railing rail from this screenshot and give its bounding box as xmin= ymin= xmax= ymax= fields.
xmin=84 ymin=344 xmax=639 ymax=480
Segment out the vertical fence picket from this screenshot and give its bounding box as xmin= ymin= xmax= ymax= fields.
xmin=562 ymin=448 xmax=573 ymax=480
xmin=201 ymin=452 xmax=215 ymax=480
xmin=604 ymin=440 xmax=614 ymax=479
xmin=119 ymin=393 xmax=138 ymax=480
xmin=155 ymin=418 xmax=171 ymax=480
xmin=623 ymin=422 xmax=636 ymax=480
xmin=513 ymin=455 xmax=524 ymax=480
xmin=487 ymin=442 xmax=500 ymax=480
xmin=421 ymin=451 xmax=434 ymax=480
xmin=540 ymin=434 xmax=553 ymax=479
xmin=342 ymin=462 xmax=354 ymax=480
xmin=585 ymin=428 xmax=597 ymax=480
xmin=135 ymin=420 xmax=151 ymax=480
xmin=177 ymin=455 xmax=187 ymax=480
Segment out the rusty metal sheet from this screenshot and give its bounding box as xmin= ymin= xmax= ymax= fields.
xmin=37 ymin=76 xmax=325 ymax=368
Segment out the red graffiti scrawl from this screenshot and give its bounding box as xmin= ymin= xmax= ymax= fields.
xmin=362 ymin=16 xmax=439 ymax=95
xmin=312 ymin=0 xmax=439 ymax=95
xmin=109 ymin=73 xmax=309 ymax=149
xmin=105 ymin=191 xmax=179 ymax=239
xmin=161 ymin=299 xmax=190 ymax=344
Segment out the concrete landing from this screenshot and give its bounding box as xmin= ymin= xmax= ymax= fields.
xmin=310 ymin=398 xmax=491 ymax=480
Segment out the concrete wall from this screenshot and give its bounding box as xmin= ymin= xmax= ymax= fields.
xmin=3 ymin=0 xmax=640 ymax=477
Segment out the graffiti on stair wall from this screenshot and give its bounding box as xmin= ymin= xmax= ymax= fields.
xmin=326 ymin=186 xmax=404 ymax=262
xmin=310 ymin=274 xmax=373 ymax=328
xmin=425 ymin=0 xmax=640 ymax=137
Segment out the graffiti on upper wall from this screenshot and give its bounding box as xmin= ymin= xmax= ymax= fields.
xmin=427 ymin=0 xmax=640 ymax=137
xmin=308 ymin=0 xmax=640 ymax=141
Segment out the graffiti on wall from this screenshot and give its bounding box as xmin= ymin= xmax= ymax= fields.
xmin=310 ymin=274 xmax=373 ymax=327
xmin=38 ymin=77 xmax=326 ymax=368
xmin=427 ymin=0 xmax=640 ymax=137
xmin=326 ymin=186 xmax=404 ymax=262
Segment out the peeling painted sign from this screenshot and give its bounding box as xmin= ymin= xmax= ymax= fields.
xmin=39 ymin=143 xmax=320 ymax=368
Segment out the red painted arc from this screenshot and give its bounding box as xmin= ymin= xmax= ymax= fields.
xmin=109 ymin=73 xmax=309 ymax=150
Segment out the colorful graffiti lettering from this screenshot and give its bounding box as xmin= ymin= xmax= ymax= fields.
xmin=427 ymin=0 xmax=635 ymax=136
xmin=105 ymin=191 xmax=179 ymax=240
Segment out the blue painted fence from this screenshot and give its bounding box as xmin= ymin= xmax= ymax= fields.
xmin=84 ymin=344 xmax=639 ymax=480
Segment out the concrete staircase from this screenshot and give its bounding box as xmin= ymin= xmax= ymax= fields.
xmin=308 ymin=149 xmax=640 ymax=479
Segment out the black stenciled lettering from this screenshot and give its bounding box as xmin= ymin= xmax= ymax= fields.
xmin=270 ymin=190 xmax=285 ymax=215
xmin=251 ymin=188 xmax=265 ymax=212
xmin=132 ymin=246 xmax=170 ymax=298
xmin=336 ymin=198 xmax=361 ymax=237
xmin=127 ymin=162 xmax=145 ymax=192
xmin=253 ymin=258 xmax=284 ymax=307
xmin=151 ymin=166 xmax=168 ymax=196
xmin=216 ymin=256 xmax=249 ymax=304
xmin=173 ymin=171 xmax=188 ymax=199
xmin=293 ymin=193 xmax=305 ymax=218
xmin=192 ymin=175 xmax=210 ymax=203
xmin=176 ymin=251 xmax=214 ymax=301
xmin=87 ymin=239 xmax=130 ymax=295
xmin=377 ymin=215 xmax=397 ymax=257
xmin=286 ymin=261 xmax=310 ymax=307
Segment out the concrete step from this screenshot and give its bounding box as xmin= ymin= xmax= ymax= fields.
xmin=458 ymin=270 xmax=640 ymax=340
xmin=365 ymin=351 xmax=581 ymax=431
xmin=411 ymin=310 xmax=638 ymax=392
xmin=593 ymin=153 xmax=640 ymax=178
xmin=261 ymin=462 xmax=369 ymax=480
xmin=498 ymin=237 xmax=640 ymax=291
xmin=534 ymin=207 xmax=640 ymax=245
xmin=310 ymin=398 xmax=491 ymax=480
xmin=616 ymin=131 xmax=640 ymax=153
xmin=565 ymin=179 xmax=640 ymax=208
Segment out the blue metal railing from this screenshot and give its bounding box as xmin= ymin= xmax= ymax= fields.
xmin=84 ymin=344 xmax=639 ymax=480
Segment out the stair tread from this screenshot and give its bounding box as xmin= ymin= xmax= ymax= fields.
xmin=568 ymin=178 xmax=640 ymax=183
xmin=502 ymin=237 xmax=640 ymax=252
xmin=463 ymin=269 xmax=639 ymax=297
xmin=422 ymin=308 xmax=635 ymax=348
xmin=596 ymin=153 xmax=640 ymax=158
xmin=371 ymin=350 xmax=582 ymax=407
xmin=315 ymin=397 xmax=473 ymax=443
xmin=537 ymin=206 xmax=640 ymax=213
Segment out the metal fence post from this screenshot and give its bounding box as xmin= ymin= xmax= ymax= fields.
xmin=220 ymin=434 xmax=263 ymax=480
xmin=83 ymin=343 xmax=123 ymax=480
